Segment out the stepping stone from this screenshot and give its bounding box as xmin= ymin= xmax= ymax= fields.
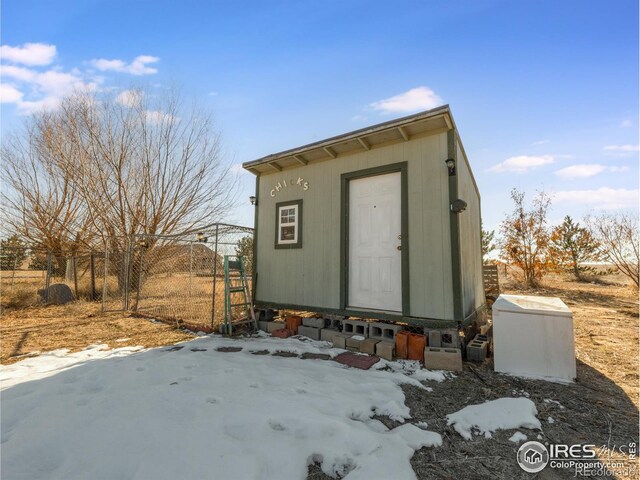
xmin=272 ymin=351 xmax=298 ymax=358
xmin=251 ymin=350 xmax=270 ymax=355
xmin=165 ymin=346 xmax=184 ymax=352
xmin=216 ymin=347 xmax=242 ymax=353
xmin=334 ymin=352 xmax=380 ymax=370
xmin=300 ymin=352 xmax=331 ymax=361
xmin=190 ymin=348 xmax=207 ymax=352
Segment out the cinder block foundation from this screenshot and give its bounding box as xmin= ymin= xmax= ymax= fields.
xmin=330 ymin=332 xmax=351 ymax=349
xmin=297 ymin=325 xmax=322 ymax=340
xmin=265 ymin=321 xmax=287 ymax=333
xmin=258 ymin=321 xmax=269 ymax=332
xmin=320 ymin=329 xmax=337 ymax=342
xmin=424 ymin=347 xmax=462 ymax=372
xmin=342 ymin=319 xmax=369 ymax=337
xmin=466 ymin=337 xmax=488 ymax=362
xmin=346 ymin=336 xmax=364 ymax=351
xmin=440 ymin=329 xmax=461 ymax=349
xmin=360 ymin=338 xmax=380 ymax=355
xmin=302 ymin=317 xmax=325 ymax=329
xmin=428 ymin=330 xmax=442 ymax=348
xmin=369 ymin=322 xmax=402 ymax=342
xmin=375 ymin=341 xmax=394 ymax=361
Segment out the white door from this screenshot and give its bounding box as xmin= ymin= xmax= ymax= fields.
xmin=348 ymin=171 xmax=402 ymax=312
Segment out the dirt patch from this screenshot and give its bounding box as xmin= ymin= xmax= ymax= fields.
xmin=1 ymin=301 xmax=195 ymax=364
xmin=405 ymin=274 xmax=638 ymax=479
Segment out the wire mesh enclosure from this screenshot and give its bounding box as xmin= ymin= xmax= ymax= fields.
xmin=130 ymin=224 xmax=254 ymax=331
xmin=0 ymin=247 xmax=106 ymax=309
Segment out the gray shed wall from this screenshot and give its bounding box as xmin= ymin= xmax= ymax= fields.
xmin=255 ymin=132 xmax=457 ymax=320
xmin=457 ymin=141 xmax=484 ymax=318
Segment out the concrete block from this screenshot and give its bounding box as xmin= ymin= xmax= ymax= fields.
xmin=360 ymin=338 xmax=380 ymax=355
xmin=266 ymin=321 xmax=287 ymax=333
xmin=440 ymin=329 xmax=461 ymax=349
xmin=424 ymin=347 xmax=462 ymax=372
xmin=466 ymin=340 xmax=488 ymax=362
xmin=369 ymin=322 xmax=402 ymax=342
xmin=330 ymin=332 xmax=350 ymax=349
xmin=346 ymin=336 xmax=365 ymax=351
xmin=326 ymin=318 xmax=343 ymax=330
xmin=342 ymin=319 xmax=369 ymax=337
xmin=303 ymin=316 xmax=325 ymax=329
xmin=320 ymin=329 xmax=337 ymax=342
xmin=258 ymin=321 xmax=269 ymax=332
xmin=375 ymin=341 xmax=394 ymax=361
xmin=428 ymin=330 xmax=442 ymax=348
xmin=297 ymin=325 xmax=322 ymax=340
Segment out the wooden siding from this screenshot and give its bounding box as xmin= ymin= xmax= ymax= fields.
xmin=456 ymin=141 xmax=484 ymax=318
xmin=255 ymin=132 xmax=455 ymax=320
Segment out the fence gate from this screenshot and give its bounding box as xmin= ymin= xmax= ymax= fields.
xmin=131 ymin=224 xmax=254 ymax=331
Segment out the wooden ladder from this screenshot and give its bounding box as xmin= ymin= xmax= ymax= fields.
xmin=223 ymin=255 xmax=257 ymax=335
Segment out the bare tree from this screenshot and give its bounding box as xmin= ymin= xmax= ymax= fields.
xmin=587 ymin=212 xmax=639 ymax=288
xmin=1 ymin=124 xmax=94 ymax=271
xmin=499 ymin=188 xmax=552 ymax=287
xmin=2 ymin=87 xmax=237 ymax=287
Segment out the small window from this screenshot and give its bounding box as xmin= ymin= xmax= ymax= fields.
xmin=275 ymin=200 xmax=302 ymax=248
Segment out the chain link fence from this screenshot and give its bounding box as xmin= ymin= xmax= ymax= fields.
xmin=1 ymin=224 xmax=253 ymax=331
xmin=0 ymin=247 xmax=106 ymax=309
xmin=130 ymin=224 xmax=254 ymax=331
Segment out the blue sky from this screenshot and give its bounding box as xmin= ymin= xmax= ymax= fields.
xmin=1 ymin=0 xmax=638 ymax=232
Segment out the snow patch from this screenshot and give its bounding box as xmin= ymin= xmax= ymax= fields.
xmin=1 ymin=335 xmax=442 ymax=480
xmin=508 ymin=431 xmax=527 ymax=443
xmin=446 ymin=397 xmax=541 ymax=440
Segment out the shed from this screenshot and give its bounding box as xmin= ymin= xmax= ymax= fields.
xmin=242 ymin=105 xmax=484 ymax=328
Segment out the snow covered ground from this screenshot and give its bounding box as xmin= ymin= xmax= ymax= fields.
xmin=1 ymin=334 xmax=545 ymax=479
xmin=1 ymin=335 xmax=445 ymax=480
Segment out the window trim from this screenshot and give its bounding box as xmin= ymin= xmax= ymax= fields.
xmin=274 ymin=199 xmax=303 ymax=249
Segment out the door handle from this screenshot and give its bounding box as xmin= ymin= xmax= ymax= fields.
xmin=396 ymin=245 xmax=402 ymax=251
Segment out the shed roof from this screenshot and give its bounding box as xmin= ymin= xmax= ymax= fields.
xmin=242 ymin=104 xmax=454 ymax=175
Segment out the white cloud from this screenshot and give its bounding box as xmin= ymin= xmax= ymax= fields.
xmin=0 ymin=83 xmax=23 ymax=103
xmin=532 ymin=139 xmax=550 ymax=145
xmin=603 ymin=144 xmax=639 ymax=157
xmin=1 ymin=65 xmax=38 ymax=82
xmin=609 ymin=166 xmax=630 ymax=173
xmin=369 ymin=86 xmax=443 ymax=114
xmin=553 ymin=187 xmax=639 ymax=210
xmin=555 ymin=164 xmax=631 ymax=179
xmin=90 ymin=55 xmax=159 ymax=75
xmin=1 ymin=44 xmax=160 ymax=114
xmin=488 ymin=155 xmax=554 ymax=173
xmin=620 ymin=119 xmax=632 ymax=128
xmin=144 ymin=110 xmax=175 ymax=124
xmin=0 ymin=43 xmax=56 ymax=66
xmin=116 ymin=89 xmax=143 ymax=107
xmin=555 ymin=164 xmax=606 ymax=178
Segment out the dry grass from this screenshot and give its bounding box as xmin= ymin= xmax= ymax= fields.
xmin=0 ymin=301 xmax=195 ymax=365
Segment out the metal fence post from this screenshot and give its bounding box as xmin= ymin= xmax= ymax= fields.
xmin=211 ymin=225 xmax=219 ymax=328
xmin=90 ymin=253 xmax=96 ymax=300
xmin=102 ymin=243 xmax=109 ymax=312
xmin=45 ymin=251 xmax=52 ymax=303
xmin=189 ymin=241 xmax=193 ymax=299
xmin=135 ymin=243 xmax=145 ymax=311
xmin=73 ymin=255 xmax=79 ymax=298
